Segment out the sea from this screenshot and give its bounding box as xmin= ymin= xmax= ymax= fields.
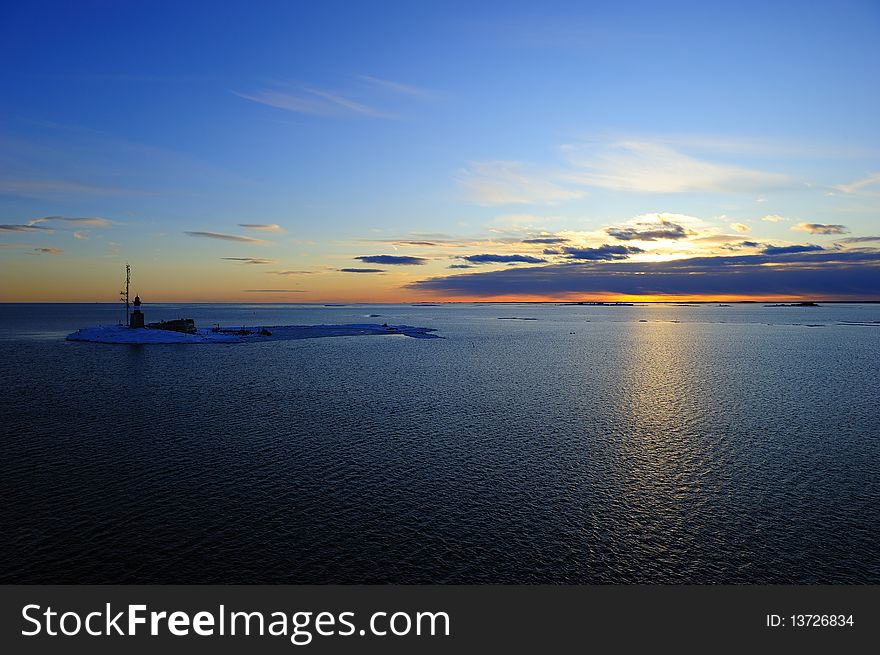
xmin=1 ymin=302 xmax=878 ymax=583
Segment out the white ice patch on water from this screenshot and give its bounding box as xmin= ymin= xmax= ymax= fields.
xmin=66 ymin=323 xmax=441 ymax=344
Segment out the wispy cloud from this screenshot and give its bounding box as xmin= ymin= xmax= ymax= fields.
xmin=304 ymin=88 xmax=387 ymax=116
xmin=267 ymin=269 xmax=315 ymax=275
xmin=32 ymin=247 xmax=63 ymax=255
xmin=730 ymin=223 xmax=750 ymax=234
xmin=459 ymin=138 xmax=794 ymax=206
xmin=340 ymin=268 xmax=385 ymax=273
xmin=1 ymin=216 xmax=113 ymax=237
xmin=234 ymin=90 xmax=334 ymax=115
xmin=833 ymin=172 xmax=880 ymax=194
xmin=238 ymin=223 xmax=285 ymax=233
xmin=562 ymin=140 xmax=794 ymax=193
xmin=185 ymin=231 xmax=266 ymax=243
xmin=242 ymin=289 xmax=306 ymax=293
xmin=236 ymin=74 xmax=435 ymax=120
xmin=0 ymin=224 xmax=51 ymax=232
xmin=235 ymin=85 xmax=388 ymax=118
xmin=221 ymin=257 xmax=274 ymax=264
xmin=358 ymin=75 xmax=433 ymax=97
xmin=762 ymin=214 xmax=787 ymax=222
xmin=459 ymin=161 xmax=585 ymax=206
xmin=792 ymin=223 xmax=849 ymax=235
xmin=28 ymin=215 xmax=113 ymax=227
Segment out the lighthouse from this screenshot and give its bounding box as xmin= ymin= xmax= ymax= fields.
xmin=130 ymin=294 xmax=145 ymax=328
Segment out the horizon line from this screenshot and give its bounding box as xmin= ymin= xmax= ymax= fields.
xmin=3 ymin=299 xmax=880 ymax=305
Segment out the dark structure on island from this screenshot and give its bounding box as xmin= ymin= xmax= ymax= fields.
xmin=120 ymin=264 xmax=196 ymax=334
xmin=130 ymin=294 xmax=144 ymax=328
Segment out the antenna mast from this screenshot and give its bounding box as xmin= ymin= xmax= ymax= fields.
xmin=120 ymin=263 xmax=131 ymax=326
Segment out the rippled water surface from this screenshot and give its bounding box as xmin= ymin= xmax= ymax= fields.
xmin=1 ymin=303 xmax=878 ymax=583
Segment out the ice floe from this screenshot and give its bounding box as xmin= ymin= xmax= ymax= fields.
xmin=66 ymin=323 xmax=441 ymax=344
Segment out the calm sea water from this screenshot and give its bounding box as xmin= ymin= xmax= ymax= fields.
xmin=1 ymin=302 xmax=878 ymax=583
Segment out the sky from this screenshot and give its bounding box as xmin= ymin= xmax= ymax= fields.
xmin=1 ymin=0 xmax=879 ymax=302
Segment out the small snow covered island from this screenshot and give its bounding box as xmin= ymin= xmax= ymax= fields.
xmin=66 ymin=266 xmax=441 ymax=344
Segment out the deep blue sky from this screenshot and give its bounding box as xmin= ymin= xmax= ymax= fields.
xmin=1 ymin=0 xmax=878 ymax=300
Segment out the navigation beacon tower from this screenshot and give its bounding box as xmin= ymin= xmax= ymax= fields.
xmin=120 ymin=264 xmax=145 ymax=328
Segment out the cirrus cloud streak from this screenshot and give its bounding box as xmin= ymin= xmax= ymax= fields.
xmin=185 ymin=231 xmax=266 ymax=243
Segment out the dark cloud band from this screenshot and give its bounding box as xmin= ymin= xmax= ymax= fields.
xmin=409 ymin=250 xmax=880 ymax=298
xmin=464 ymin=254 xmax=546 ymax=264
xmin=562 ymin=244 xmax=644 ymax=260
xmin=355 ymin=255 xmax=427 ymax=265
